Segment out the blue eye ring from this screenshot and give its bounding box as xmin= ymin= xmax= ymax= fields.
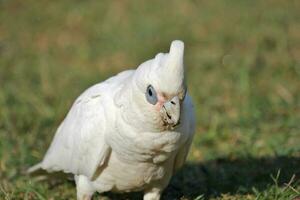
xmin=146 ymin=85 xmax=158 ymax=105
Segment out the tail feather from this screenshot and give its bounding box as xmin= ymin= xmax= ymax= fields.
xmin=27 ymin=163 xmax=42 ymax=174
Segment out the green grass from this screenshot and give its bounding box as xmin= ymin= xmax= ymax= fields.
xmin=1 ymin=0 xmax=300 ymax=199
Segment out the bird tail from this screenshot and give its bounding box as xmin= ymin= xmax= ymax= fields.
xmin=27 ymin=163 xmax=42 ymax=174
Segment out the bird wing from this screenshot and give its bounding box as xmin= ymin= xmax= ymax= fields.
xmin=174 ymin=94 xmax=196 ymax=172
xmin=35 ymin=80 xmax=117 ymax=180
xmin=28 ymin=71 xmax=134 ymax=179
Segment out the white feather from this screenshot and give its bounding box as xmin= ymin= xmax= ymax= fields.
xmin=31 ymin=70 xmax=134 ymax=179
xmin=29 ymin=40 xmax=196 ymax=200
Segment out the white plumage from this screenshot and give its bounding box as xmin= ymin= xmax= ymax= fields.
xmin=29 ymin=40 xmax=195 ymax=200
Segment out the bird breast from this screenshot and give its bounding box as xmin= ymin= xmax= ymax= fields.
xmin=92 ymin=105 xmax=185 ymax=192
xmin=108 ymin=114 xmax=183 ymax=164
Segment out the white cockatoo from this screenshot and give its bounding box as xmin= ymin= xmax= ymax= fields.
xmin=29 ymin=40 xmax=195 ymax=200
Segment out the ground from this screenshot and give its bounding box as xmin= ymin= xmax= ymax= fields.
xmin=0 ymin=0 xmax=299 ymax=199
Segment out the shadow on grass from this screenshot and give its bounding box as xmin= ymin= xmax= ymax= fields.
xmin=103 ymin=156 xmax=300 ymax=200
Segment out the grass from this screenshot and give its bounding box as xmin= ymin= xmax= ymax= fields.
xmin=0 ymin=0 xmax=300 ymax=199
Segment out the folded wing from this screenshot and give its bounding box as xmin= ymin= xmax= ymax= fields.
xmin=39 ymin=84 xmax=111 ymax=180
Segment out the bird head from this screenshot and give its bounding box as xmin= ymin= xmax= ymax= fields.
xmin=131 ymin=40 xmax=187 ymax=131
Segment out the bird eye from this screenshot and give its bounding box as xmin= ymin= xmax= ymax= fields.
xmin=146 ymin=85 xmax=158 ymax=105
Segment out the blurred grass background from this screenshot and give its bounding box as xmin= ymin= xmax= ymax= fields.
xmin=0 ymin=0 xmax=300 ymax=199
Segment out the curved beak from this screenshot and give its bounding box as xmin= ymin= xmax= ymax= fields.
xmin=161 ymin=96 xmax=181 ymax=127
